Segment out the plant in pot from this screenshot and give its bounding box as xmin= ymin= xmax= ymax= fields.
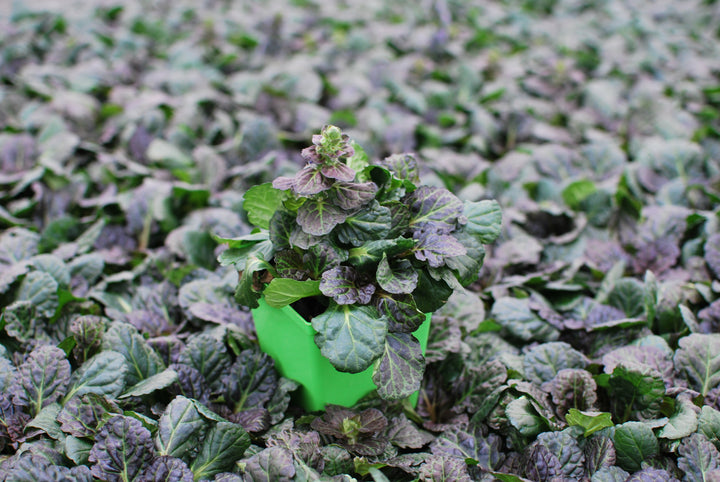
xmin=220 ymin=125 xmax=501 ymax=411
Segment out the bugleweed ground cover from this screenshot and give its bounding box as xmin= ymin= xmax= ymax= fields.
xmin=1 ymin=0 xmax=720 ymax=480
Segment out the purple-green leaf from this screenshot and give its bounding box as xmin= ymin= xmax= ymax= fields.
xmin=293 ymin=165 xmax=332 ymax=195
xmin=377 ymin=253 xmax=418 ymax=295
xmin=408 ymin=186 xmax=464 ymax=234
xmin=372 ymin=332 xmax=424 ymax=400
xmin=331 ymin=181 xmax=377 ymax=210
xmin=320 ymin=266 xmax=375 ymax=305
xmin=297 ymin=198 xmax=348 ymax=236
xmin=413 ymin=232 xmax=466 ymax=268
xmin=14 ymin=345 xmax=71 ymax=416
xmin=89 ymin=415 xmax=155 ymax=481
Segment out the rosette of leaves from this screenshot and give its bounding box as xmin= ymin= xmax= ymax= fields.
xmin=224 ymin=125 xmax=502 ymax=400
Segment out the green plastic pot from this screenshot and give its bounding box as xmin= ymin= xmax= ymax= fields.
xmin=251 ymin=298 xmax=431 ymax=412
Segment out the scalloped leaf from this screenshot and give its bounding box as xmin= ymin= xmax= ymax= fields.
xmin=331 ymin=181 xmax=377 ymax=210
xmin=372 ymin=332 xmax=424 ymax=400
xmin=243 ymin=183 xmax=286 ymax=229
xmin=407 ymin=186 xmax=464 ymax=234
xmin=413 ymin=232 xmax=466 ymax=268
xmin=463 ymin=200 xmax=502 ymax=244
xmin=155 ymin=395 xmax=207 ymax=461
xmin=674 ymin=334 xmax=720 ymax=397
xmin=190 ymin=422 xmax=250 ymax=480
xmin=312 ymin=303 xmax=387 ymax=373
xmin=14 ymin=345 xmax=71 ymax=416
xmin=293 ymin=165 xmax=332 ymax=195
xmin=297 ymin=198 xmax=348 ymax=236
xmin=320 ymin=266 xmax=375 ymax=305
xmin=334 ymin=201 xmax=392 ymax=246
xmin=376 ymin=253 xmax=418 ymax=295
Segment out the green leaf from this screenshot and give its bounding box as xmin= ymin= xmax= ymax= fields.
xmin=506 ymin=396 xmax=548 ymax=437
xmin=522 ymin=342 xmax=588 ymax=384
xmin=65 ymin=351 xmax=127 ymax=400
xmin=312 ymin=303 xmax=387 ymax=373
xmin=155 ymin=396 xmax=207 ymax=461
xmin=102 ymin=322 xmax=165 ymax=386
xmin=607 ymin=278 xmax=645 ymax=318
xmin=348 ymin=238 xmax=415 ymax=269
xmin=16 ymin=270 xmax=59 ymax=318
xmin=190 ymin=422 xmax=250 ymax=480
xmin=613 ymin=421 xmax=659 ymax=472
xmin=562 ymin=179 xmax=597 ymax=210
xmin=65 ymin=435 xmax=93 ymax=465
xmin=263 ymin=278 xmax=321 ymax=308
xmin=235 ymin=255 xmax=274 ymax=309
xmin=26 ymin=402 xmax=64 ymax=440
xmin=462 ymin=199 xmax=502 ymax=244
xmin=490 ymin=297 xmax=559 ymax=342
xmin=658 ymin=396 xmax=698 ymax=439
xmin=120 ymin=368 xmax=179 ymax=399
xmin=412 ymin=269 xmax=453 ymax=314
xmin=566 ymin=410 xmax=614 ymax=437
xmin=608 ymin=364 xmax=665 ymax=422
xmin=335 ymin=201 xmax=392 ymax=246
xmin=376 ymin=253 xmax=418 ymax=295
xmin=698 ymin=406 xmax=720 ymax=449
xmin=674 ymin=334 xmax=720 ymax=396
xmin=243 ymin=183 xmax=286 ymax=229
xmin=644 ymin=271 xmax=658 ymax=327
xmin=372 ymin=332 xmax=424 ymax=400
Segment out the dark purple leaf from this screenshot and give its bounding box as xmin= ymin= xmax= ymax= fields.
xmin=177 ymin=334 xmax=230 ymax=391
xmin=89 ymin=415 xmax=155 ymax=482
xmin=430 ymin=424 xmax=504 ymax=471
xmin=232 ymin=408 xmax=270 ymax=433
xmin=413 ymin=232 xmax=466 ymax=268
xmin=677 ymin=433 xmax=720 ymax=482
xmin=311 ymin=405 xmax=388 ymax=456
xmin=137 ymin=456 xmax=194 ymax=482
xmin=418 ymin=454 xmax=472 ymax=482
xmin=377 ymin=295 xmax=426 ymax=333
xmin=386 ymin=414 xmax=435 ymax=449
xmin=379 ymin=153 xmax=420 ymax=183
xmin=168 ymin=364 xmax=211 ymax=404
xmin=705 ymin=234 xmax=720 ymax=279
xmin=331 ymin=181 xmax=377 ymax=210
xmin=266 ymin=428 xmax=324 ymax=471
xmin=319 ymin=266 xmax=375 ymax=305
xmin=542 ymin=369 xmax=598 ymax=416
xmin=222 ymin=349 xmax=277 ymax=412
xmin=523 ymin=443 xmax=563 ymax=481
xmin=242 ymin=446 xmax=296 ymax=482
xmin=584 ymin=434 xmax=616 ymax=476
xmin=13 ymin=345 xmax=71 ymax=416
xmin=373 ymin=332 xmax=425 ymax=400
xmin=57 ymin=394 xmax=122 ymax=437
xmin=626 ymin=467 xmax=680 ymax=482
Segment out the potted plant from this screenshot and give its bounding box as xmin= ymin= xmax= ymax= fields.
xmin=220 ymin=125 xmax=501 ymax=411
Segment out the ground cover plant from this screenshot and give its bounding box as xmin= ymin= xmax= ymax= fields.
xmin=1 ymin=0 xmax=720 ymax=480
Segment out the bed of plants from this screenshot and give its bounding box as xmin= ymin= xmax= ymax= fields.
xmin=1 ymin=0 xmax=720 ymax=480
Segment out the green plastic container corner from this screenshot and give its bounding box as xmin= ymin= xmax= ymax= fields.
xmin=251 ymin=298 xmax=432 ymax=412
